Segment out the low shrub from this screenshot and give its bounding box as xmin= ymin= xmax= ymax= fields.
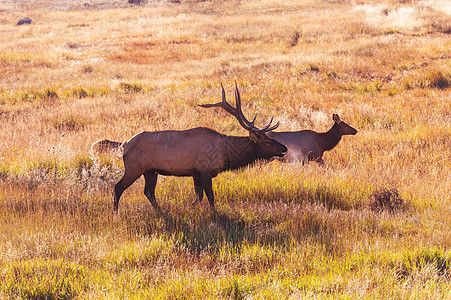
xmin=369 ymin=188 xmax=409 ymax=213
xmin=426 ymin=71 xmax=450 ymax=89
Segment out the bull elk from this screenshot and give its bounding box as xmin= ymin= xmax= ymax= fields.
xmin=267 ymin=114 xmax=357 ymax=165
xmin=114 ymin=83 xmax=287 ymax=213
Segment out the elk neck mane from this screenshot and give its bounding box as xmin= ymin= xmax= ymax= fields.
xmin=221 ymin=135 xmax=259 ymax=171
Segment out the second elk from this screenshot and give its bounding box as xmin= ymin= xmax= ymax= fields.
xmin=267 ymin=114 xmax=357 ymax=165
xmin=114 ymin=83 xmax=287 ymax=213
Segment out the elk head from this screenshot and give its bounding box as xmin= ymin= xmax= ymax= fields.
xmin=199 ymin=82 xmax=287 ymax=159
xmin=332 ymin=114 xmax=357 ymax=136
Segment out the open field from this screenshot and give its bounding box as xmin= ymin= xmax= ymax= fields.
xmin=0 ymin=0 xmax=450 ymax=298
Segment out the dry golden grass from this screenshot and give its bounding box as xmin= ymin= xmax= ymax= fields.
xmin=0 ymin=0 xmax=450 ymax=298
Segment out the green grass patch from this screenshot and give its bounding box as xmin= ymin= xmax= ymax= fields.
xmin=119 ymin=82 xmax=143 ymax=93
xmin=106 ymin=236 xmax=175 ymax=270
xmin=0 ymin=87 xmax=111 ymax=104
xmin=390 ymin=248 xmax=451 ymax=280
xmin=0 ymin=259 xmax=91 ymax=299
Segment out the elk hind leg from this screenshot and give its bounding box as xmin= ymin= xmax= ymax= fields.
xmin=143 ymin=170 xmax=162 ymax=214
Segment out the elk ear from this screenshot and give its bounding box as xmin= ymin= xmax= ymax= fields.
xmin=333 ymin=114 xmax=341 ymax=123
xmin=249 ymin=131 xmax=259 ymax=143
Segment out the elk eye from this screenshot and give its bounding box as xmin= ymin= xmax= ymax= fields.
xmin=265 ymin=140 xmax=272 ymax=145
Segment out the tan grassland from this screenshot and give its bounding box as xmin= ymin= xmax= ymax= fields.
xmin=0 ymin=0 xmax=450 ymax=298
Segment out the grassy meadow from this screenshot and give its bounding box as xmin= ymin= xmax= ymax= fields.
xmin=0 ymin=0 xmax=450 ymax=298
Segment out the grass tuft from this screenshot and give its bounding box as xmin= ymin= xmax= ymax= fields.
xmin=71 ymin=87 xmax=91 ymax=99
xmin=52 ymin=115 xmax=86 ymax=132
xmin=119 ymin=82 xmax=143 ymax=94
xmin=222 ymin=277 xmax=255 ymax=300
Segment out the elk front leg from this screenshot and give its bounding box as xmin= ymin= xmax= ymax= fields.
xmin=143 ymin=170 xmax=162 ymax=214
xmin=114 ymin=173 xmax=141 ymax=212
xmin=199 ymin=175 xmax=215 ymax=211
xmin=191 ymin=175 xmax=204 ymax=206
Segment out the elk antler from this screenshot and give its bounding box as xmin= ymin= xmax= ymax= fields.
xmin=199 ymin=82 xmax=255 ymax=131
xmin=260 ymin=116 xmax=280 ymax=133
xmin=199 ymin=82 xmax=279 ymax=133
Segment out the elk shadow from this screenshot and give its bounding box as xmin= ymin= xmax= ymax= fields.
xmin=158 ymin=208 xmax=284 ymax=256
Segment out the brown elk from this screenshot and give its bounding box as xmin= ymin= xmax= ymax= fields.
xmin=267 ymin=114 xmax=357 ymax=165
xmin=114 ymin=83 xmax=287 ymax=213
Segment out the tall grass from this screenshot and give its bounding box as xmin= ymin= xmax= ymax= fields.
xmin=0 ymin=0 xmax=450 ymax=298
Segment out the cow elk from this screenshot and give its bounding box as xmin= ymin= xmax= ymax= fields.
xmin=267 ymin=114 xmax=357 ymax=165
xmin=114 ymin=83 xmax=287 ymax=213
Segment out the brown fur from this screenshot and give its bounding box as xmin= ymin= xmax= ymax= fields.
xmin=90 ymin=139 xmax=123 ymax=156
